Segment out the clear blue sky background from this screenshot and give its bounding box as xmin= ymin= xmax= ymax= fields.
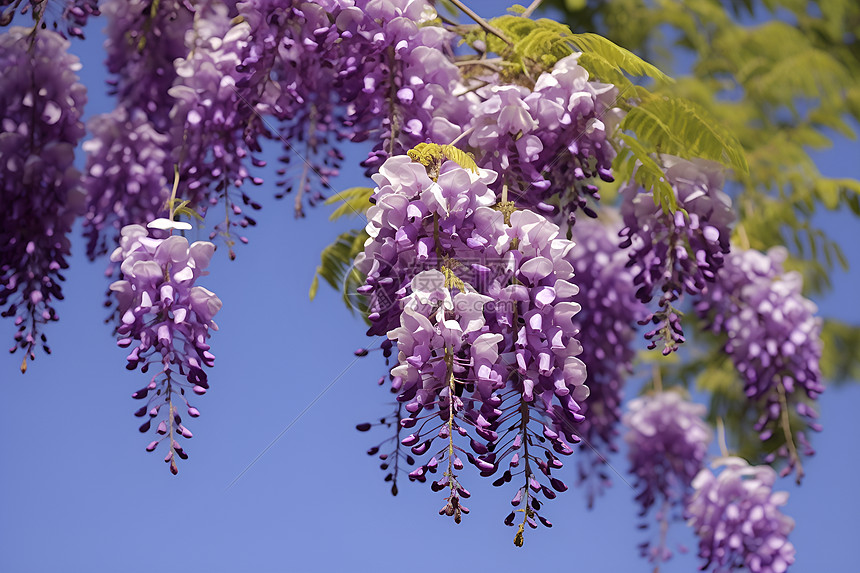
xmin=1 ymin=4 xmax=858 ymax=572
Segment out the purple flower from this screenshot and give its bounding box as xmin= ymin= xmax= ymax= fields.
xmin=82 ymin=108 xmax=172 ymax=259
xmin=0 ymin=27 xmax=87 ymax=372
xmin=623 ymin=391 xmax=711 ymax=563
xmin=619 ymin=156 xmax=733 ymax=354
xmin=687 ymin=457 xmax=795 ymax=573
xmin=0 ymin=0 xmax=99 ymax=38
xmin=698 ymin=247 xmax=823 ymax=479
xmin=468 ymin=53 xmax=620 ymax=217
xmin=566 ymin=214 xmax=646 ymax=505
xmin=110 ymin=223 xmax=221 ymax=474
xmin=358 ymin=152 xmax=589 ymax=537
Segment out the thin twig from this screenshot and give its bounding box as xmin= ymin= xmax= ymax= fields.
xmin=522 ymin=0 xmax=544 ymax=18
xmin=454 ymin=59 xmax=504 ymax=72
xmin=776 ymin=381 xmax=805 ymax=484
xmin=448 ymin=0 xmax=512 ymax=45
xmin=736 ymin=223 xmax=751 ymax=250
xmin=716 ymin=417 xmax=729 ymax=458
xmin=652 ymin=364 xmax=663 ymax=393
xmin=448 ymin=126 xmax=475 ymax=148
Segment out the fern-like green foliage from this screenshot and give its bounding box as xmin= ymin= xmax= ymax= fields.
xmin=478 ymin=15 xmax=670 ymax=92
xmin=820 ymin=319 xmax=860 ymax=384
xmin=407 ymin=143 xmax=478 ymax=173
xmin=715 ymin=22 xmax=852 ymax=111
xmin=309 ymin=229 xmax=369 ymax=314
xmin=324 ymin=187 xmax=374 ymax=221
xmin=614 ymin=134 xmax=678 ymax=212
xmin=567 ymin=32 xmax=672 ymax=86
xmin=620 ymin=94 xmax=749 ymax=174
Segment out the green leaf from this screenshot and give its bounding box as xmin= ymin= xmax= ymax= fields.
xmin=615 ymin=133 xmax=678 ymax=213
xmin=324 ymin=187 xmax=373 ymax=221
xmin=309 ymin=229 xmax=369 ymax=314
xmin=480 ymin=16 xmax=670 ymax=88
xmin=820 ymin=319 xmax=860 ymax=384
xmin=812 ymin=178 xmax=860 ymax=212
xmin=568 ymin=33 xmax=672 ymax=84
xmin=621 ymin=94 xmax=749 ymax=174
xmin=309 ymin=274 xmax=320 ymax=301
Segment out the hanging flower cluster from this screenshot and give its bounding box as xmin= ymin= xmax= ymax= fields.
xmin=0 ymin=27 xmax=86 ymax=371
xmin=619 ymin=156 xmax=733 ymax=354
xmin=357 ymin=150 xmax=588 ymax=540
xmin=110 ymin=221 xmax=221 ymax=474
xmin=623 ymin=390 xmax=712 ymax=564
xmin=686 ymin=457 xmax=795 ymax=573
xmin=698 ymin=247 xmax=823 ymax=479
xmin=566 ymin=215 xmax=645 ymax=505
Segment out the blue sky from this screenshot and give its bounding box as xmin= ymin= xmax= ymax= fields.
xmin=1 ymin=4 xmax=858 ymax=572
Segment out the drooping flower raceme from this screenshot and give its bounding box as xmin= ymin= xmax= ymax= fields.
xmin=355 ymin=152 xmax=589 ymax=540
xmin=686 ymin=457 xmax=795 ymax=573
xmin=82 ymin=108 xmax=172 ymax=259
xmin=0 ymin=0 xmax=99 ymax=38
xmin=0 ymin=27 xmax=87 ymax=372
xmin=82 ymin=0 xmax=194 ymax=264
xmin=110 ymin=222 xmax=221 ymax=474
xmin=619 ymin=156 xmax=733 ymax=353
xmin=231 ymin=0 xmax=470 ymax=213
xmin=468 ymin=53 xmax=620 ymax=218
xmin=697 ymin=247 xmax=823 ymax=479
xmin=566 ymin=214 xmax=645 ymax=505
xmin=623 ymin=390 xmax=712 ymax=563
xmin=169 ymin=1 xmax=266 ymax=256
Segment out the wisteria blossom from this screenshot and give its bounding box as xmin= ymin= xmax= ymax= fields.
xmin=698 ymin=247 xmax=823 ymax=479
xmin=687 ymin=457 xmax=795 ymax=573
xmin=567 ymin=214 xmax=645 ymax=505
xmin=110 ymin=221 xmax=221 ymax=474
xmin=619 ymin=156 xmax=733 ymax=353
xmin=623 ymin=391 xmax=712 ymax=564
xmin=357 ymin=152 xmax=588 ymax=538
xmin=0 ymin=27 xmax=86 ymax=371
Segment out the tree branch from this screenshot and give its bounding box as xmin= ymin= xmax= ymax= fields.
xmin=448 ymin=0 xmax=512 ymax=46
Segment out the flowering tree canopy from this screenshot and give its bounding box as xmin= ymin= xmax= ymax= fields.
xmin=2 ymin=0 xmax=858 ymax=568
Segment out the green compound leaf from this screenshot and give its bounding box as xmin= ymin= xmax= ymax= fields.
xmin=310 ymin=229 xmax=369 ymax=314
xmin=614 ymin=133 xmax=678 ymax=213
xmin=477 ymin=16 xmax=670 ymax=89
xmin=324 ymin=187 xmax=374 ymax=221
xmin=567 ymin=33 xmax=672 ymax=84
xmin=621 ymin=94 xmax=749 ymax=175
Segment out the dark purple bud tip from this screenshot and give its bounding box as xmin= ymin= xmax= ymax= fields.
xmin=356 ymin=423 xmax=372 ymax=432
xmin=354 ymin=348 xmax=369 ymax=357
xmin=538 ymin=515 xmax=552 ymax=527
